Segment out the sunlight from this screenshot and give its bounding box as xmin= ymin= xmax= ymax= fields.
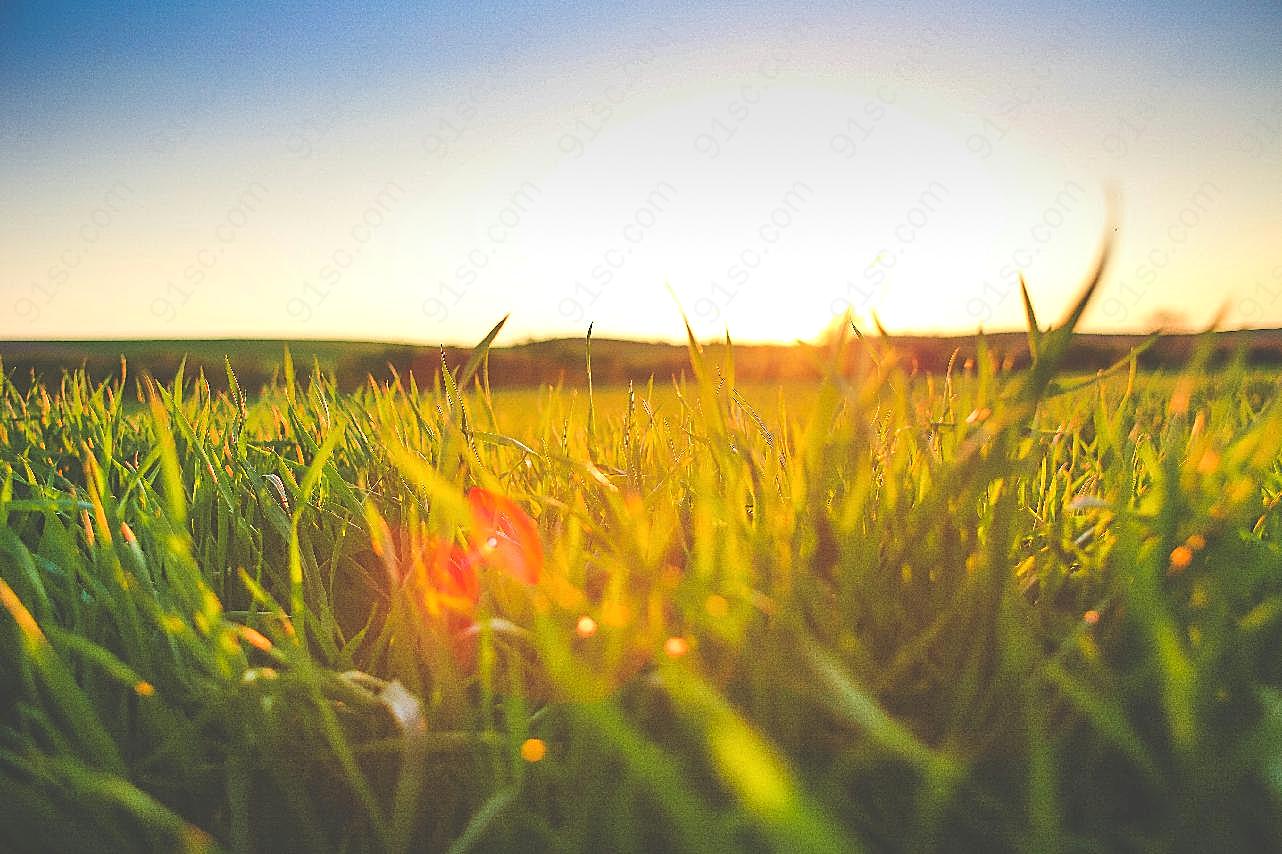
xmin=432 ymin=78 xmax=1110 ymax=342
xmin=4 ymin=4 xmax=1281 ymax=850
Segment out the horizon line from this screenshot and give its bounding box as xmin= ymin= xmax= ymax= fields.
xmin=2 ymin=326 xmax=1281 ymax=350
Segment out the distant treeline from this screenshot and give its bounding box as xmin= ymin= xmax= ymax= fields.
xmin=3 ymin=330 xmax=1282 ymax=393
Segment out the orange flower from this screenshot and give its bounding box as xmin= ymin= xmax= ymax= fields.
xmin=464 ymin=487 xmax=543 ymax=586
xmin=423 ymin=488 xmax=543 ymax=609
xmin=425 ymin=537 xmax=480 ymax=606
xmin=418 ymin=489 xmax=543 ymax=674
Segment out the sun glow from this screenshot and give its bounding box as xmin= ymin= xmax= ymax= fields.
xmin=3 ymin=8 xmax=1276 ymax=344
xmin=479 ymin=78 xmax=1109 ymax=343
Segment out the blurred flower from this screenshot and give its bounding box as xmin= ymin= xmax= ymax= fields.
xmin=425 ymin=538 xmax=480 ymax=606
xmin=406 ymin=488 xmax=546 ymax=674
xmin=424 ymin=487 xmax=543 ymax=609
xmin=465 ymin=487 xmax=543 ymax=585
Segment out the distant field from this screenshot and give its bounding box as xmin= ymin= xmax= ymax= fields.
xmin=4 ymin=311 xmax=1282 ymax=851
xmin=488 ymin=382 xmax=822 ymax=438
xmin=6 ymin=326 xmax=1282 ymax=394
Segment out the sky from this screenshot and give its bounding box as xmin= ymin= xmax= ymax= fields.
xmin=2 ymin=1 xmax=1280 ymax=344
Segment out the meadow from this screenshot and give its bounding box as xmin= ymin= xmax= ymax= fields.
xmin=4 ymin=282 xmax=1282 ymax=852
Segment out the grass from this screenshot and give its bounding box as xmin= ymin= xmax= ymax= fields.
xmin=4 ymin=284 xmax=1282 ymax=852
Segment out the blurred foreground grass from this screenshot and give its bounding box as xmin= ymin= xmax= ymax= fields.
xmin=4 ymin=292 xmax=1282 ymax=852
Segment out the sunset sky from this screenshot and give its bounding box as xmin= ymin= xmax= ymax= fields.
xmin=2 ymin=1 xmax=1280 ymax=344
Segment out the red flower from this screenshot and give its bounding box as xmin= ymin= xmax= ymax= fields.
xmin=424 ymin=488 xmax=543 ymax=609
xmin=414 ymin=488 xmax=543 ymax=673
xmin=463 ymin=487 xmax=543 ymax=586
xmin=426 ymin=538 xmax=479 ymax=606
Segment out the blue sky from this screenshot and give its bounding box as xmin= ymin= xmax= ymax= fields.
xmin=2 ymin=1 xmax=1280 ymax=342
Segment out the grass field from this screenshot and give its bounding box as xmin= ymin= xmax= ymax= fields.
xmin=4 ymin=284 xmax=1282 ymax=851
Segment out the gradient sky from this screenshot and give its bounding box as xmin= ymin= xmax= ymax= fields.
xmin=2 ymin=1 xmax=1280 ymax=344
